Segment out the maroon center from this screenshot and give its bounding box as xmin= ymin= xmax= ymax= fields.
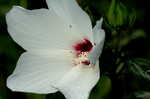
xmin=73 ymin=39 xmax=93 ymax=65
xmin=73 ymin=39 xmax=93 ymax=53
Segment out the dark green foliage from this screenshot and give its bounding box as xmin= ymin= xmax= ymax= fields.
xmin=127 ymin=58 xmax=150 ymax=82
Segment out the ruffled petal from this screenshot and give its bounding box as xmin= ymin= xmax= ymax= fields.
xmin=7 ymin=51 xmax=73 ymax=94
xmin=55 ymin=62 xmax=100 ymax=99
xmin=92 ymin=18 xmax=105 ymax=44
xmin=6 ymin=6 xmax=83 ymax=51
xmin=46 ymin=0 xmax=93 ymax=42
xmin=88 ymin=18 xmax=105 ymax=65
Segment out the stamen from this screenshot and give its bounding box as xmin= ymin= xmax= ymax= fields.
xmin=72 ymin=52 xmax=91 ymax=66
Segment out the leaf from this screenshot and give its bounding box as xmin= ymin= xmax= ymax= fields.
xmin=127 ymin=58 xmax=150 ymax=82
xmin=26 ymin=94 xmax=46 ymax=99
xmin=129 ymin=91 xmax=150 ymax=99
xmin=19 ymin=0 xmax=28 ymax=8
xmin=127 ymin=58 xmax=150 ymax=91
xmin=90 ymin=76 xmax=112 ymax=99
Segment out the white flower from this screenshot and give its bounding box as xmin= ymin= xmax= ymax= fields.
xmin=6 ymin=0 xmax=105 ymax=99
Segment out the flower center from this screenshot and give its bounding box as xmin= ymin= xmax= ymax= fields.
xmin=72 ymin=39 xmax=93 ymax=66
xmin=73 ymin=39 xmax=93 ymax=52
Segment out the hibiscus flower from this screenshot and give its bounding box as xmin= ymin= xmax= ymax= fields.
xmin=6 ymin=0 xmax=105 ymax=99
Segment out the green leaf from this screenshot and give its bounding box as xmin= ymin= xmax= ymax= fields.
xmin=19 ymin=0 xmax=28 ymax=8
xmin=106 ymin=0 xmax=128 ymax=27
xmin=129 ymin=91 xmax=150 ymax=99
xmin=127 ymin=58 xmax=150 ymax=82
xmin=26 ymin=94 xmax=46 ymax=99
xmin=90 ymin=76 xmax=112 ymax=99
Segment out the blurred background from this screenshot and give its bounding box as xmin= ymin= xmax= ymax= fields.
xmin=0 ymin=0 xmax=150 ymax=99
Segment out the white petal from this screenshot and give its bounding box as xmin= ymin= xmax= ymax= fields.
xmin=46 ymin=0 xmax=93 ymax=41
xmin=93 ymin=18 xmax=105 ymax=44
xmin=89 ymin=18 xmax=105 ymax=65
xmin=6 ymin=6 xmax=84 ymax=51
xmin=56 ymin=62 xmax=100 ymax=99
xmin=7 ymin=51 xmax=73 ymax=94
